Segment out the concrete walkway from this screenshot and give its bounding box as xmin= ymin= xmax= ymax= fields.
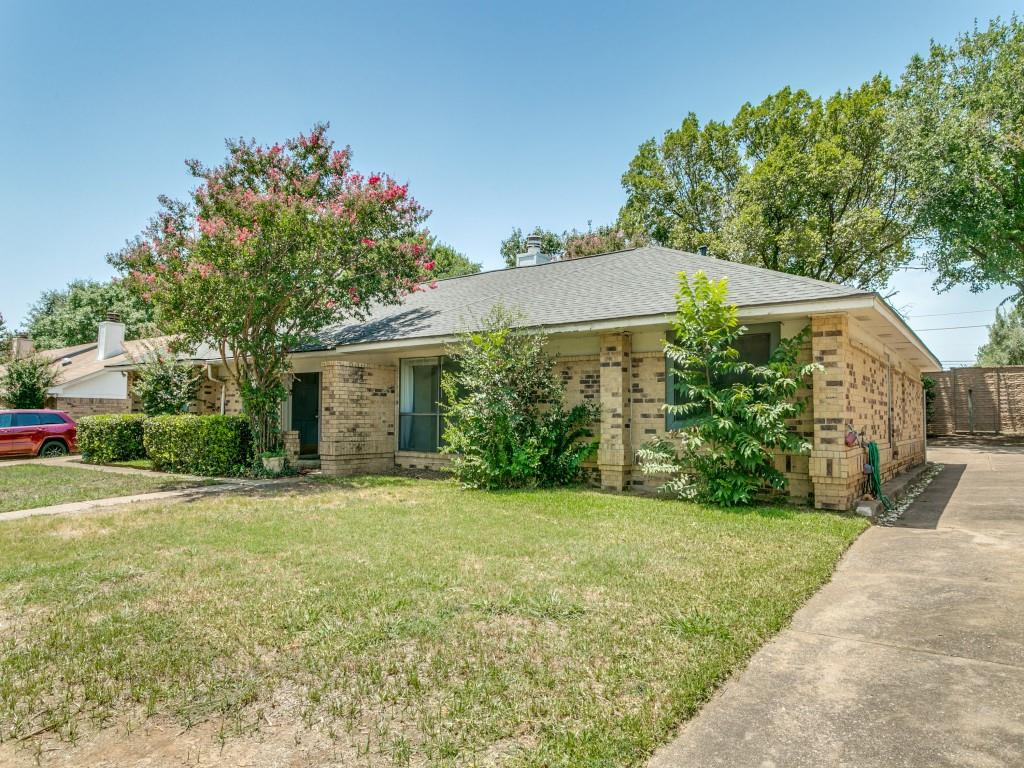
xmin=650 ymin=438 xmax=1024 ymax=768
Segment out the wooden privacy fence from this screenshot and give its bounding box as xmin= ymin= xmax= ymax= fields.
xmin=928 ymin=367 xmax=1024 ymax=436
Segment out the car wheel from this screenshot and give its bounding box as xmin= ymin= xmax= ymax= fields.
xmin=40 ymin=441 xmax=68 ymax=458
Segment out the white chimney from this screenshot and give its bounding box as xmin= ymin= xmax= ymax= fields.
xmin=11 ymin=335 xmax=35 ymax=359
xmin=97 ymin=312 xmax=126 ymax=361
xmin=516 ymin=234 xmax=555 ymax=267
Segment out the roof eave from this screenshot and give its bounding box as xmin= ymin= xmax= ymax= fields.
xmin=308 ymin=293 xmax=883 ymax=354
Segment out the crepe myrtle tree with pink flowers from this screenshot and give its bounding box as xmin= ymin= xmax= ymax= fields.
xmin=110 ymin=124 xmax=434 ymax=456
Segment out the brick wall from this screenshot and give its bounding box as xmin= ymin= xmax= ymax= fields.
xmin=395 ymin=451 xmax=449 ymax=471
xmin=929 ymin=367 xmax=1024 ymax=436
xmin=320 ymin=360 xmax=396 ymax=475
xmin=598 ymin=332 xmax=632 ymax=490
xmin=194 ymin=375 xmax=242 ymax=415
xmin=623 ymin=342 xmax=814 ymax=504
xmin=808 ymin=314 xmax=925 ymax=510
xmin=48 ymin=396 xmax=132 ymax=420
xmin=310 ymin=313 xmax=925 ymax=509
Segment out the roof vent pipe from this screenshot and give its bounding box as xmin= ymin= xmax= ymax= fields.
xmin=697 ymin=245 xmax=709 ymax=256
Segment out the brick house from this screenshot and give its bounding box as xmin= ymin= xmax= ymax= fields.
xmin=271 ymin=244 xmax=939 ymax=511
xmin=7 ymin=245 xmax=939 ymax=510
xmin=0 ymin=315 xmax=227 ymax=420
xmin=1 ymin=316 xmax=170 ymax=419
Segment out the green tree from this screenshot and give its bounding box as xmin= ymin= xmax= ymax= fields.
xmin=132 ymin=353 xmax=201 ymax=415
xmin=499 ymin=226 xmax=564 ymax=268
xmin=441 ymin=305 xmax=599 ymax=489
xmin=0 ymin=355 xmax=58 ymax=409
xmin=636 ymin=271 xmax=818 ymax=506
xmin=977 ymin=304 xmax=1024 ymax=365
xmin=725 ymin=78 xmax=916 ymax=290
xmin=110 ymin=124 xmax=430 ymax=454
xmin=24 ymin=279 xmax=158 ymax=350
xmin=896 ymin=17 xmax=1024 ymax=300
xmin=618 ymin=113 xmax=742 ymax=254
xmin=428 ymin=240 xmax=481 ymax=279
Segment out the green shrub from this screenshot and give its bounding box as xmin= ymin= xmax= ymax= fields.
xmin=1 ymin=355 xmax=58 ymax=409
xmin=143 ymin=414 xmax=251 ymax=476
xmin=77 ymin=414 xmax=148 ymax=464
xmin=440 ymin=305 xmax=599 ymax=489
xmin=131 ymin=353 xmax=200 ymax=415
xmin=636 ymin=271 xmax=819 ymax=506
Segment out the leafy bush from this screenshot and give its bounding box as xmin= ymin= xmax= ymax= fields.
xmin=0 ymin=355 xmax=58 ymax=409
xmin=143 ymin=414 xmax=251 ymax=476
xmin=441 ymin=306 xmax=599 ymax=489
xmin=132 ymin=353 xmax=200 ymax=415
xmin=77 ymin=414 xmax=148 ymax=464
xmin=636 ymin=271 xmax=819 ymax=506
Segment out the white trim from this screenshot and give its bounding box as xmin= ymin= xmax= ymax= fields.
xmin=871 ymin=296 xmax=942 ymax=371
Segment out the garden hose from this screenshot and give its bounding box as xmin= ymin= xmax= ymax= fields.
xmin=866 ymin=441 xmax=892 ymax=511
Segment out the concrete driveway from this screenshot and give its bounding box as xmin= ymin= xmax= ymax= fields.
xmin=650 ymin=437 xmax=1024 ymax=768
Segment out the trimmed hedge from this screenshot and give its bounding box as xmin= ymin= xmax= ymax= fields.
xmin=77 ymin=414 xmax=148 ymax=464
xmin=143 ymin=414 xmax=251 ymax=476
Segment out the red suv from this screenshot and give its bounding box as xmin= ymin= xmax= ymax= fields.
xmin=0 ymin=410 xmax=77 ymax=458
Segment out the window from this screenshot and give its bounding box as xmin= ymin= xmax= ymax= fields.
xmin=38 ymin=413 xmax=66 ymax=425
xmin=13 ymin=413 xmax=41 ymax=427
xmin=0 ymin=413 xmax=12 ymax=428
xmin=665 ymin=323 xmax=781 ymax=430
xmin=399 ymin=357 xmax=444 ymax=452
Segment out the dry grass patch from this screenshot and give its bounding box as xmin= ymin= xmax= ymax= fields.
xmin=0 ymin=476 xmax=867 ymax=766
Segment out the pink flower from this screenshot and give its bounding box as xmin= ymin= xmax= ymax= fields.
xmin=348 ymin=287 xmax=360 ymax=304
xmin=429 ymin=280 xmax=438 ymax=289
xmin=361 ymin=237 xmax=376 ymax=247
xmin=423 ymin=260 xmax=435 ymax=271
xmin=368 ymin=174 xmax=381 ymax=185
xmin=236 ymin=227 xmax=253 ymax=244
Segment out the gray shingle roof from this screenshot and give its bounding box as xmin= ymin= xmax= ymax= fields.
xmin=315 ymin=246 xmax=870 ymax=349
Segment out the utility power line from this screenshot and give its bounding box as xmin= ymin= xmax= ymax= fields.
xmin=914 ymin=323 xmax=991 ymax=331
xmin=906 ymin=307 xmax=999 ymax=318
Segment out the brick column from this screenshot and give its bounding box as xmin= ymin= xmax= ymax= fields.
xmin=320 ymin=361 xmax=396 ymax=475
xmin=598 ymin=332 xmax=632 ymax=491
xmin=809 ymin=314 xmax=862 ymax=510
xmin=282 ymin=430 xmax=300 ymax=466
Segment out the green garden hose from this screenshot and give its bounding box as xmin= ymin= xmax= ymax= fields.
xmin=867 ymin=441 xmax=892 ymax=511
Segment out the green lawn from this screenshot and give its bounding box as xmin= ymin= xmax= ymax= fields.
xmin=0 ymin=477 xmax=867 ymax=766
xmin=0 ymin=464 xmax=203 ymax=514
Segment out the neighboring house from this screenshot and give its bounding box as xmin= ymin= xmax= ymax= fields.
xmin=928 ymin=366 xmax=1024 ymax=436
xmin=0 ymin=314 xmax=228 ymax=419
xmin=278 ymin=243 xmax=939 ymax=511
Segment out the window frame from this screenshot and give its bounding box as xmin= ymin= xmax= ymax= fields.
xmin=665 ymin=322 xmax=782 ymax=431
xmin=398 ymin=356 xmax=445 ymax=453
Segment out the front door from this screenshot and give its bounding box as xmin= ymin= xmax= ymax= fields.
xmin=291 ymin=373 xmax=320 ymax=456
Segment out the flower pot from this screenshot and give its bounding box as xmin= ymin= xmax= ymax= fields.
xmin=261 ymin=456 xmax=285 ymax=473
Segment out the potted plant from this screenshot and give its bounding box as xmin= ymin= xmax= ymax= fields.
xmin=260 ymin=448 xmax=286 ymax=474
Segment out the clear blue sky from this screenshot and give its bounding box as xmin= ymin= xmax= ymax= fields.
xmin=1 ymin=0 xmax=1018 ymax=366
